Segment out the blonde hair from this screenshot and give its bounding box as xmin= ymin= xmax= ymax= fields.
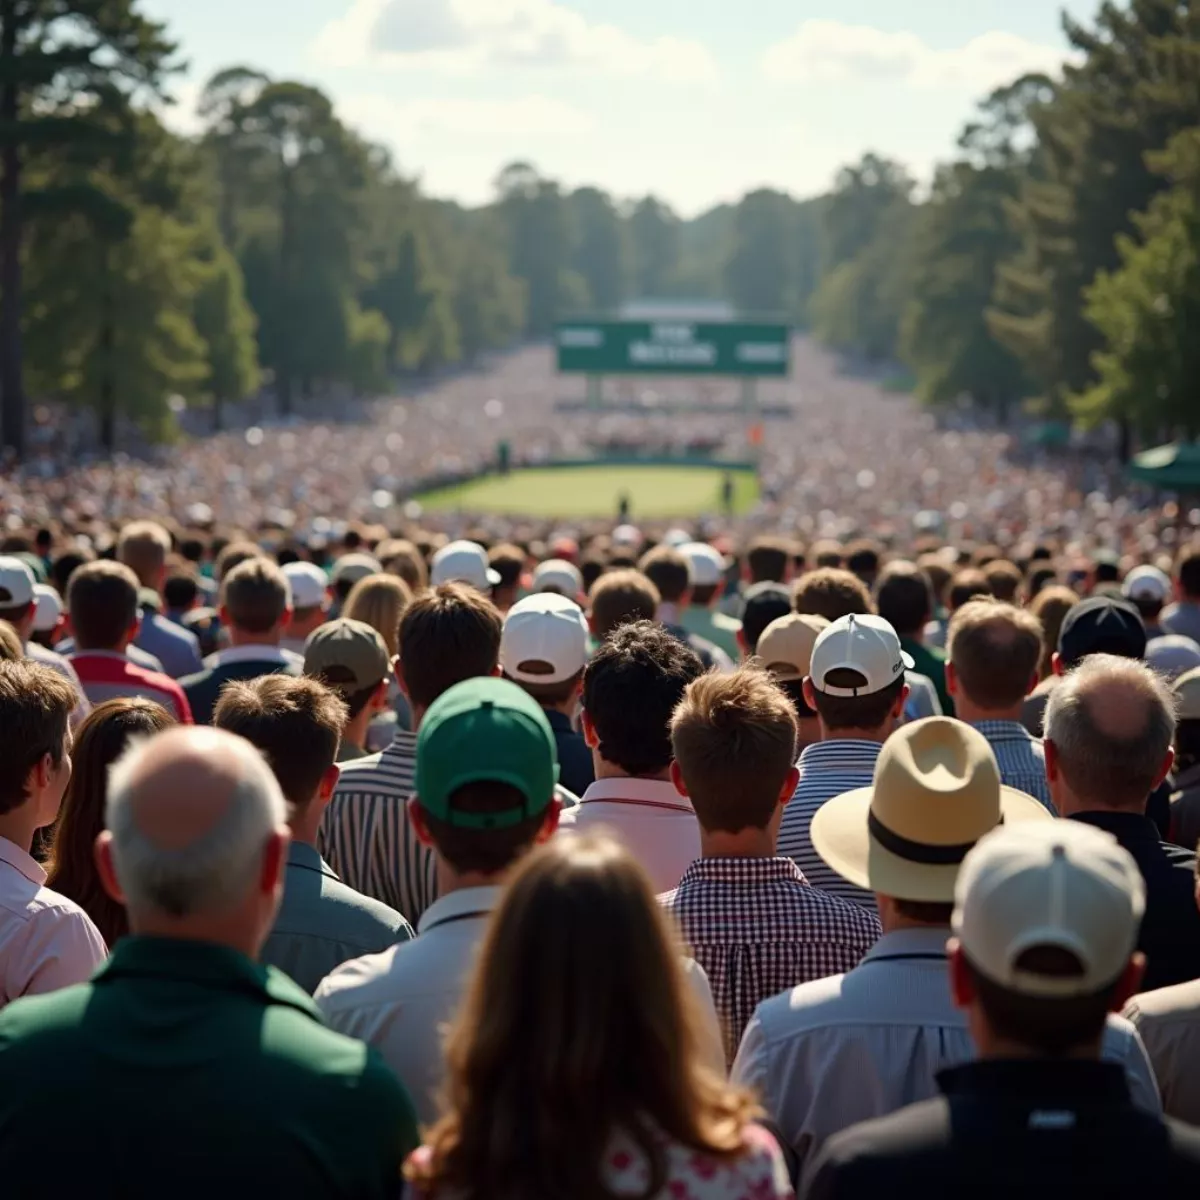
xmin=947 ymin=599 xmax=1043 ymax=710
xmin=671 ymin=667 xmax=798 ymax=832
xmin=343 ymin=572 xmax=413 ymax=658
xmin=117 ymin=521 xmax=172 ymax=588
xmin=407 ymin=833 xmax=759 ymax=1200
xmin=1030 ymin=585 xmax=1080 ymax=680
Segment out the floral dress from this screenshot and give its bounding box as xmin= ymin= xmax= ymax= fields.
xmin=407 ymin=1121 xmax=795 ymax=1199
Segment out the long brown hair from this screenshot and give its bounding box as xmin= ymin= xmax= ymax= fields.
xmin=45 ymin=698 xmax=176 ymax=946
xmin=406 ymin=834 xmax=759 ymax=1200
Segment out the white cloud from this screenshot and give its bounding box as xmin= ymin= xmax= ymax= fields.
xmin=339 ymin=92 xmax=594 ymax=142
xmin=159 ymin=79 xmax=204 ymax=137
xmin=763 ymin=20 xmax=1069 ymax=91
xmin=313 ymin=0 xmax=718 ymax=82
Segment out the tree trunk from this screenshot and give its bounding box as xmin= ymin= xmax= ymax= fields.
xmin=276 ymin=162 xmax=295 ymax=416
xmin=0 ymin=5 xmax=26 ymax=457
xmin=1117 ymin=416 xmax=1133 ymax=464
xmin=98 ymin=254 xmax=116 ymax=452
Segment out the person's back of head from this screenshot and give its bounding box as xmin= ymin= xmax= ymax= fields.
xmin=163 ymin=573 xmax=200 ymax=615
xmin=214 ymin=676 xmax=347 ymax=821
xmin=745 ymin=536 xmax=794 ymax=585
xmin=1176 ymin=547 xmax=1200 ymax=602
xmin=0 ymin=620 xmax=22 ymax=661
xmin=344 ymin=572 xmax=412 ymax=658
xmin=406 ymin=832 xmax=754 ymax=1199
xmin=792 ymin=567 xmax=873 ymax=624
xmin=582 ymin=620 xmax=704 ymax=778
xmin=588 ymin=569 xmax=660 ymax=641
xmin=948 ymin=568 xmax=993 ymax=613
xmin=982 ymin=559 xmax=1023 ymax=605
xmin=844 ymin=539 xmax=884 ymax=588
xmin=45 ymin=698 xmax=177 ymax=947
xmin=303 ymin=617 xmax=392 ymax=730
xmin=409 ymin=677 xmax=560 ymax=881
xmin=1043 ymin=654 xmax=1176 ymax=815
xmin=214 ymin=540 xmax=261 ymax=584
xmin=875 ymin=562 xmax=934 ymax=639
xmin=487 ymin=543 xmax=525 ymax=610
xmin=949 ymin=821 xmax=1146 ymax=1060
xmin=51 ymin=548 xmax=93 ymax=600
xmin=916 ymin=553 xmax=952 ymax=610
xmin=1056 ymin=596 xmax=1146 ymax=671
xmin=97 ymin=726 xmax=290 ymax=955
xmin=0 ymin=555 xmax=37 ymax=632
xmin=810 ymin=539 xmax=844 ymax=569
xmin=1030 ymin=585 xmax=1080 ymax=680
xmin=377 ymin=538 xmax=429 ymax=594
xmin=117 ymin=521 xmax=171 ymax=591
xmin=638 ymin=545 xmax=691 ymax=607
xmin=220 ymin=557 xmax=292 ymax=643
xmin=397 ymin=582 xmax=502 ymax=714
xmin=670 ymin=668 xmax=798 ymax=837
xmin=739 ymin=582 xmax=792 ymax=655
xmin=500 ymin=593 xmax=589 ymax=712
xmin=67 ymin=560 xmax=141 ymax=654
xmin=947 ymin=599 xmax=1043 ymax=717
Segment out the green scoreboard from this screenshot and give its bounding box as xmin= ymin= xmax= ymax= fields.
xmin=555 ymin=320 xmax=791 ymax=378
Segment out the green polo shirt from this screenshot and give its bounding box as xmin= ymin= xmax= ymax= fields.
xmin=681 ymin=605 xmax=743 ymax=660
xmin=901 ymin=636 xmax=954 ymax=717
xmin=0 ymin=936 xmax=418 ymax=1197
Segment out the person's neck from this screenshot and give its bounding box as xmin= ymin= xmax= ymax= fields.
xmin=593 ymin=760 xmax=673 ymax=783
xmin=288 ymin=802 xmax=323 ymax=848
xmin=126 ymin=915 xmax=261 ymax=959
xmin=899 ymin=628 xmax=925 ymax=646
xmin=700 ymin=827 xmax=776 ymax=859
xmin=974 ymin=1032 xmax=1104 ymax=1063
xmin=819 ymin=722 xmax=891 ymax=746
xmin=0 ymin=805 xmax=40 ymax=855
xmin=796 ymin=717 xmax=822 ymax=752
xmin=955 ymin=696 xmax=1023 ymax=726
xmin=342 ymin=711 xmax=372 ymax=752
xmin=228 ymin=626 xmax=280 ymax=649
xmin=880 ymin=909 xmax=948 ymax=936
xmin=1058 ymin=794 xmax=1147 ymax=820
xmin=435 ymin=858 xmax=508 ymax=897
xmin=544 ymin=696 xmax=578 ymax=719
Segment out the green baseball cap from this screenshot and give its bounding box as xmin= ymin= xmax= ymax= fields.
xmin=415 ymin=677 xmax=559 ymax=830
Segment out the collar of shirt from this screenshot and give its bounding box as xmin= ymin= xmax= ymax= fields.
xmin=971 ymin=719 xmax=1040 ymax=745
xmin=287 ymin=840 xmax=337 ymax=880
xmin=0 ymin=835 xmax=46 ymax=887
xmin=678 ymin=856 xmax=808 ymax=888
xmin=937 ymin=1058 xmax=1130 ymax=1106
xmin=861 ymin=926 xmax=950 ymax=964
xmin=417 ymin=885 xmax=503 ymax=936
xmin=1070 ymin=810 xmax=1163 ymax=845
xmin=68 ymin=649 xmax=136 ymax=664
xmin=210 ymin=644 xmax=295 ymax=669
xmin=579 ymin=777 xmax=694 ymax=814
xmin=797 ymin=739 xmax=884 ymax=773
xmin=95 ymin=934 xmax=320 ymax=1017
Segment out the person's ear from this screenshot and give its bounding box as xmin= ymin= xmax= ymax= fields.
xmin=260 ymin=828 xmax=289 ymax=895
xmin=319 ymin=764 xmax=340 ymax=801
xmin=779 ymin=765 xmax=800 ymax=808
xmin=947 ymin=939 xmax=976 ymax=1011
xmin=802 ymin=676 xmax=817 ymax=711
xmin=393 ymin=656 xmax=409 ymax=699
xmin=30 ymin=751 xmax=52 ymax=793
xmin=407 ymin=797 xmax=436 ymax=848
xmin=371 ymin=678 xmax=390 ymax=713
xmin=94 ymin=832 xmax=126 ymax=904
xmin=946 ymin=661 xmax=959 ymax=697
xmin=581 ymin=709 xmax=599 ymax=750
xmin=1044 ymin=737 xmax=1060 ymax=783
xmin=536 ymin=796 xmax=563 ymax=842
xmin=219 ymin=604 xmax=231 ymax=629
xmin=670 ymin=760 xmax=689 ymax=799
xmin=490 ymin=663 xmax=502 ymax=678
xmin=280 ymin=606 xmax=293 ymax=632
xmin=893 ymin=684 xmax=910 ymax=718
xmin=1111 ymin=953 xmax=1147 ymax=1013
xmin=736 ymin=629 xmax=748 ymax=658
xmin=1025 ymin=670 xmax=1039 ymax=698
xmin=1051 ymin=651 xmax=1064 ymax=677
xmin=1154 ymin=747 xmax=1176 ymax=791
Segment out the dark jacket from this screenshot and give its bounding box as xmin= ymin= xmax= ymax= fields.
xmin=0 ymin=937 xmax=417 ymax=1199
xmin=1071 ymin=810 xmax=1200 ymax=992
xmin=545 ymin=709 xmax=595 ymax=798
xmin=806 ymin=1060 xmax=1200 ymax=1200
xmin=181 ymin=651 xmax=301 ymax=725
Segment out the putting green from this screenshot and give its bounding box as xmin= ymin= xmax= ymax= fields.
xmin=413 ymin=464 xmax=759 ymax=519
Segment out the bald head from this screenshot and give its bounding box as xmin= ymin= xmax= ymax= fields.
xmin=1045 ymin=654 xmax=1177 ymax=809
xmin=106 ymin=727 xmax=287 ymax=920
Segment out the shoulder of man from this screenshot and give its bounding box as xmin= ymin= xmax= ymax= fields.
xmin=0 ymin=980 xmax=95 ymax=1048
xmin=315 ymin=874 xmax=414 ymax=943
xmin=750 ymin=970 xmax=856 ymax=1044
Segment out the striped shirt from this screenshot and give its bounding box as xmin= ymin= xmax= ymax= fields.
xmin=317 ymin=730 xmax=437 ymax=927
xmin=971 ymin=719 xmax=1054 ymax=812
xmin=777 ymin=740 xmax=881 ymax=910
xmin=661 ymin=857 xmax=880 ymax=1064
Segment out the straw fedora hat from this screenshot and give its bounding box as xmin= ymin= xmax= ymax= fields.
xmin=810 ymin=717 xmax=1053 ymax=902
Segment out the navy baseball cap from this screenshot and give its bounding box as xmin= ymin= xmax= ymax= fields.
xmin=1058 ymin=596 xmax=1146 ymax=668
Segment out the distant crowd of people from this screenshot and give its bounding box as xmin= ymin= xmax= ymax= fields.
xmin=2 ymin=509 xmax=1200 ymax=1196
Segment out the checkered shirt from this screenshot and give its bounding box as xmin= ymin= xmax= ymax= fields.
xmin=971 ymin=719 xmax=1056 ymax=812
xmin=661 ymin=856 xmax=880 ymax=1065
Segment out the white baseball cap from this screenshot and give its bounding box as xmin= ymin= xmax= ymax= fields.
xmin=612 ymin=524 xmax=643 ymax=551
xmin=1147 ymin=634 xmax=1200 ymax=682
xmin=32 ymin=585 xmax=63 ymax=633
xmin=431 ymin=540 xmax=501 ymax=591
xmin=680 ymin=542 xmax=727 ymax=589
xmin=0 ymin=556 xmax=35 ymax=608
xmin=501 ymin=593 xmax=589 ymax=685
xmin=1122 ymin=564 xmax=1171 ymax=603
xmin=953 ymin=821 xmax=1145 ymax=998
xmin=810 ymin=613 xmax=914 ymax=697
xmin=330 ymin=553 xmax=382 ymax=588
xmin=532 ymin=558 xmax=583 ymax=598
xmin=282 ymin=562 xmax=329 ymax=610
xmin=663 ymin=528 xmax=691 ymax=549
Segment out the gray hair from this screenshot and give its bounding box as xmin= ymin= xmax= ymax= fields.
xmin=1045 ymin=654 xmax=1177 ymax=807
xmin=105 ymin=737 xmax=287 ymax=918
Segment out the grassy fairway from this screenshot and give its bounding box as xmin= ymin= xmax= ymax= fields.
xmin=413 ymin=464 xmax=760 ymax=519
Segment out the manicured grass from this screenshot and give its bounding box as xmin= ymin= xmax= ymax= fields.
xmin=413 ymin=464 xmax=760 ymax=519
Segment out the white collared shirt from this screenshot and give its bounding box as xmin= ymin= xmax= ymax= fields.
xmin=0 ymin=837 xmax=107 ymax=1008
xmin=204 ymin=644 xmax=304 ymax=670
xmin=315 ymin=883 xmax=726 ymax=1124
xmin=558 ymin=778 xmax=701 ymax=893
xmin=732 ymin=927 xmax=1161 ymax=1183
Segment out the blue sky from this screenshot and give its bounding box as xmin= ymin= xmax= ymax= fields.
xmin=143 ymin=0 xmax=1101 ymax=214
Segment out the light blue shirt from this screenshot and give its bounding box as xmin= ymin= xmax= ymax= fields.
xmin=134 ymin=611 xmax=202 ymax=679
